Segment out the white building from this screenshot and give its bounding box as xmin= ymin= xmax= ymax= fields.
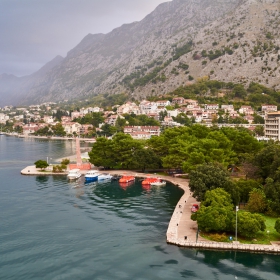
xmin=167 ymin=109 xmax=180 ymax=118
xmin=124 ymin=126 xmax=160 ymax=139
xmin=0 ymin=113 xmax=9 ymax=124
xmin=205 ymin=104 xmax=219 ymax=110
xmin=221 ymin=105 xmax=234 ymax=112
xmin=139 ymin=100 xmax=158 ymax=114
xmin=264 ymin=112 xmax=280 ymax=141
xmin=155 ymin=100 xmax=171 ymax=107
xmin=262 ymin=105 xmax=277 ymax=112
xmin=43 ymin=115 xmax=54 ymax=124
xmin=239 ymin=106 xmax=254 ymax=115
xmin=62 ymin=122 xmax=81 ymax=135
xmin=117 ymin=102 xmax=140 ymax=115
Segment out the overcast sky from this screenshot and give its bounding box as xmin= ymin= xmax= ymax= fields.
xmin=0 ymin=0 xmax=168 ymax=77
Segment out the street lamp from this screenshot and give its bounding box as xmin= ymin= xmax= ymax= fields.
xmin=235 ymin=205 xmax=239 ymax=241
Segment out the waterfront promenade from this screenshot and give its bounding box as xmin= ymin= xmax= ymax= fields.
xmin=20 ymin=167 xmax=280 ymax=254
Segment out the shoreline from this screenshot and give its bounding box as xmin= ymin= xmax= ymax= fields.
xmin=5 ymin=133 xmax=96 ymax=143
xmin=20 ymin=167 xmax=280 ymax=254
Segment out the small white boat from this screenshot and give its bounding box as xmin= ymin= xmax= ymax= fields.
xmin=150 ymin=180 xmax=166 ymax=187
xmin=67 ymin=169 xmax=82 ymax=180
xmin=98 ymin=173 xmax=113 ymax=181
xmin=85 ymin=170 xmax=100 ymax=182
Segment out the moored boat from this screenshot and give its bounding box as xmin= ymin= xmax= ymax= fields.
xmin=84 ymin=170 xmax=100 ymax=182
xmin=67 ymin=169 xmax=82 ymax=180
xmin=150 ymin=180 xmax=166 ymax=187
xmin=119 ymin=175 xmax=135 ymax=183
xmin=141 ymin=177 xmax=160 ymax=185
xmin=98 ymin=173 xmax=113 ymax=181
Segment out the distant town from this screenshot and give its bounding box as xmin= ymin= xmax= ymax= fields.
xmin=0 ymin=97 xmax=279 ymax=141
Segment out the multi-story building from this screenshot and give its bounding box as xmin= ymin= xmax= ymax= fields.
xmin=62 ymin=122 xmax=81 ymax=135
xmin=71 ymin=111 xmax=83 ymax=120
xmin=262 ymin=105 xmax=278 ymax=113
xmin=204 ymin=104 xmax=219 ymax=110
xmin=80 ymin=124 xmax=94 ymax=135
xmin=43 ymin=115 xmax=54 ymax=124
xmin=265 ymin=112 xmax=280 ymax=141
xmin=172 ymin=97 xmax=185 ymax=105
xmin=239 ymin=106 xmax=254 ymax=115
xmin=0 ymin=113 xmax=9 ymax=124
xmin=105 ymin=115 xmax=119 ymax=126
xmin=139 ymin=100 xmax=157 ymax=114
xmin=155 ymin=100 xmax=171 ymax=107
xmin=124 ymin=126 xmax=160 ymax=139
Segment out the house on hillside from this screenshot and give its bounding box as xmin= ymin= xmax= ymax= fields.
xmin=155 ymin=100 xmax=171 ymax=107
xmin=62 ymin=122 xmax=81 ymax=135
xmin=172 ymin=97 xmax=185 ymax=105
xmin=239 ymin=106 xmax=254 ymax=115
xmin=139 ymin=100 xmax=157 ymax=114
xmin=262 ymin=104 xmax=277 ymax=113
xmin=80 ymin=124 xmax=94 ymax=135
xmin=124 ymin=126 xmax=160 ymax=139
xmin=205 ymin=104 xmax=219 ymax=110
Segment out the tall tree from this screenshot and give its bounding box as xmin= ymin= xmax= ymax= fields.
xmin=189 ymin=163 xmax=239 ymax=203
xmin=88 ymin=137 xmax=115 ymax=168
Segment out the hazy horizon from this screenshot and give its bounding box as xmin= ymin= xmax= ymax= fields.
xmin=0 ymin=0 xmax=168 ymax=77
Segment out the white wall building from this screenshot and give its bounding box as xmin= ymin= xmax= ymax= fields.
xmin=265 ymin=112 xmax=280 ymax=141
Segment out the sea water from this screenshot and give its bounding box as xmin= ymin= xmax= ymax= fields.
xmin=1 ymin=135 xmax=280 ymax=280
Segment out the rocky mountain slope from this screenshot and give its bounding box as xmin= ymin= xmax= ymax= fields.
xmin=1 ymin=0 xmax=280 ymax=106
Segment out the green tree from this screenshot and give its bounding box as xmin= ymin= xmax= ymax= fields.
xmin=254 ymin=144 xmax=280 ymax=180
xmin=112 ymin=133 xmax=143 ymax=169
xmin=274 ymin=218 xmax=280 ymax=234
xmin=246 ymin=188 xmax=267 ymax=213
xmin=196 ymin=188 xmax=234 ymax=233
xmin=237 ymin=212 xmax=266 ymax=238
xmin=253 ymin=115 xmax=264 ymax=124
xmin=264 ymin=178 xmax=280 ymax=214
xmin=34 ymin=160 xmax=49 ymax=170
xmin=196 ymin=205 xmax=234 ymax=233
xmin=159 ymin=110 xmax=167 ymax=121
xmin=254 ymin=125 xmax=264 ymax=136
xmin=52 ymin=123 xmax=66 ymax=136
xmin=134 ymin=148 xmax=161 ymax=172
xmin=233 ymin=84 xmax=247 ymax=98
xmin=61 ymin=158 xmax=70 ymax=165
xmin=99 ymin=123 xmax=117 ymax=137
xmin=189 ymin=163 xmax=239 ymax=203
xmin=172 ymin=113 xmax=192 ymax=126
xmin=88 ymin=137 xmax=115 ymax=168
xmin=235 ymin=179 xmax=260 ymax=202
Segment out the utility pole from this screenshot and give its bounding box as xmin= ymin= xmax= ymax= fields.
xmin=235 ymin=205 xmax=239 ymax=241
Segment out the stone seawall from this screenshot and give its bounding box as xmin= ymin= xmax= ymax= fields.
xmin=165 ymin=179 xmax=280 ymax=254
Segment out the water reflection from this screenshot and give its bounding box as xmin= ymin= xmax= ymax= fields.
xmin=119 ymin=181 xmax=135 ymax=190
xmin=178 ymin=248 xmax=280 ymax=279
xmin=35 ymin=176 xmax=49 ymax=189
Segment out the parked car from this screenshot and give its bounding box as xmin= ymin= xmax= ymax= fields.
xmin=191 ymin=204 xmax=199 ymax=213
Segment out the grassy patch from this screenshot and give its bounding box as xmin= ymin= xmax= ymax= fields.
xmin=200 ymin=214 xmax=280 ymax=245
xmin=238 ymin=215 xmax=280 ymax=245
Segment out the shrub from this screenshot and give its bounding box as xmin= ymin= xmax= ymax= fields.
xmin=61 ymin=158 xmax=70 ymax=165
xmin=274 ymin=218 xmax=280 ymax=234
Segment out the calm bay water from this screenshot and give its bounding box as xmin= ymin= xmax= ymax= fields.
xmin=1 ymin=135 xmax=280 ymax=280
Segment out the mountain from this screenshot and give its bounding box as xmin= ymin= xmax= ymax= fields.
xmin=1 ymin=0 xmax=280 ymax=106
